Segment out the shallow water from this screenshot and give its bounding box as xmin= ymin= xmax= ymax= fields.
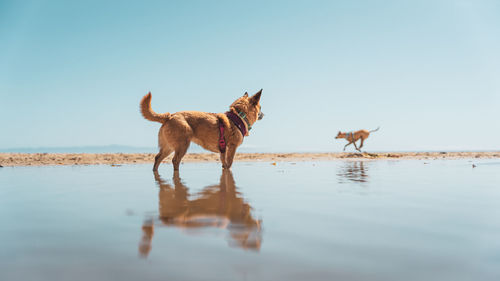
xmin=1 ymin=160 xmax=500 ymax=281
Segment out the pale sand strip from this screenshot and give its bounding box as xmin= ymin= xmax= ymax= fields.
xmin=0 ymin=152 xmax=499 ymax=167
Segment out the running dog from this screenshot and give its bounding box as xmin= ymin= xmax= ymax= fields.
xmin=140 ymin=90 xmax=264 ymax=171
xmin=335 ymin=127 xmax=380 ymax=152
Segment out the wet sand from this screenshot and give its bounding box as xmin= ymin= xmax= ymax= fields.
xmin=1 ymin=151 xmax=499 ymax=167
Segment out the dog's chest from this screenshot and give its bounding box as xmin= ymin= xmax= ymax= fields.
xmin=346 ymin=132 xmax=355 ymax=141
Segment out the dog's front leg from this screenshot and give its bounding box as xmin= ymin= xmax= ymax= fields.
xmin=223 ymin=145 xmax=237 ymax=169
xmin=220 ymin=152 xmax=228 ymax=169
xmin=343 ymin=142 xmax=352 ymax=151
xmin=352 ymin=140 xmax=360 ymax=152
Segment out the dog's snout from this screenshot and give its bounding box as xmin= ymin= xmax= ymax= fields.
xmin=258 ymin=112 xmax=264 ymax=120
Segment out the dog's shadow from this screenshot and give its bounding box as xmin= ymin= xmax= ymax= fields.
xmin=139 ymin=170 xmax=262 ymax=257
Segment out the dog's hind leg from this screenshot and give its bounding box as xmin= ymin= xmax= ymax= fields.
xmin=163 ymin=118 xmax=193 ymax=172
xmin=154 ymin=129 xmax=173 ymax=171
xmin=153 ymin=148 xmax=172 ymax=171
xmin=359 ymin=138 xmax=365 ymax=150
xmin=172 ymin=141 xmax=190 ymax=171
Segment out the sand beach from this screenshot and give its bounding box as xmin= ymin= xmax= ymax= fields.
xmin=1 ymin=151 xmax=499 ymax=167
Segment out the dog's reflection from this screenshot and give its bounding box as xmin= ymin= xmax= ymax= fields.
xmin=337 ymin=161 xmax=369 ymax=184
xmin=139 ymin=170 xmax=262 ymax=257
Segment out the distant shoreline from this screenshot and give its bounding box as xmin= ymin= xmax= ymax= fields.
xmin=1 ymin=152 xmax=499 ymax=167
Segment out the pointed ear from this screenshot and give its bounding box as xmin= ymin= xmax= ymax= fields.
xmin=250 ymin=89 xmax=262 ymax=104
xmin=243 ymin=92 xmax=248 ymax=98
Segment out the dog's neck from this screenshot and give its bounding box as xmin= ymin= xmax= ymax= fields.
xmin=226 ymin=111 xmax=249 ymax=137
xmin=234 ymin=109 xmax=252 ymax=132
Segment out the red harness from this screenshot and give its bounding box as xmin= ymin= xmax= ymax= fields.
xmin=218 ymin=112 xmax=247 ymax=153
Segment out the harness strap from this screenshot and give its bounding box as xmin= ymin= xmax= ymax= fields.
xmin=347 ymin=132 xmax=353 ymax=141
xmin=226 ymin=111 xmax=247 ymax=137
xmin=218 ymin=119 xmax=226 ymax=153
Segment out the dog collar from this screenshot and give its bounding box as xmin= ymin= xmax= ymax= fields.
xmin=226 ymin=111 xmax=248 ymax=137
xmin=236 ymin=110 xmax=252 ymax=131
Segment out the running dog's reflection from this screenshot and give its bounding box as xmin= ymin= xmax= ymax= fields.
xmin=337 ymin=161 xmax=370 ymax=184
xmin=139 ymin=170 xmax=262 ymax=257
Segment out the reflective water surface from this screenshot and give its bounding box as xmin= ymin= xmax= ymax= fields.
xmin=139 ymin=170 xmax=261 ymax=258
xmin=1 ymin=160 xmax=500 ymax=281
xmin=337 ymin=161 xmax=369 ymax=183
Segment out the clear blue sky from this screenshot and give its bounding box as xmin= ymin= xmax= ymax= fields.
xmin=1 ymin=0 xmax=499 ymax=152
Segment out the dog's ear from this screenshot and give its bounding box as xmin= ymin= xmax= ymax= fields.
xmin=243 ymin=92 xmax=248 ymax=98
xmin=250 ymin=89 xmax=262 ymax=105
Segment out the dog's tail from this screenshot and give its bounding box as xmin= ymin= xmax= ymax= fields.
xmin=140 ymin=92 xmax=171 ymax=123
xmin=370 ymin=126 xmax=380 ymax=133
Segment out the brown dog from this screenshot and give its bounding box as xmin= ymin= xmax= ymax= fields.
xmin=335 ymin=127 xmax=380 ymax=152
xmin=140 ymin=90 xmax=264 ymax=171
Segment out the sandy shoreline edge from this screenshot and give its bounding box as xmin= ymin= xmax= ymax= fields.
xmin=1 ymin=152 xmax=499 ymax=167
